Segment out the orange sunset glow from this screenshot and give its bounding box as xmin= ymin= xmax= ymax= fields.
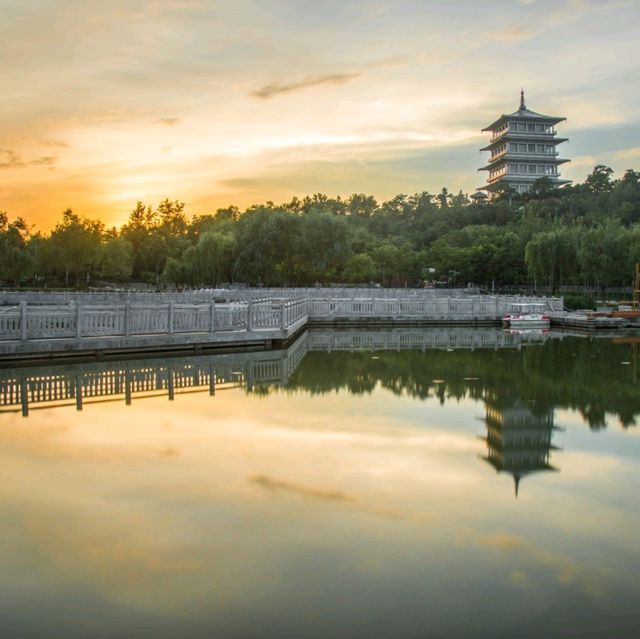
xmin=2 ymin=0 xmax=639 ymax=228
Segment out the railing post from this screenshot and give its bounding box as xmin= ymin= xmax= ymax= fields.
xmin=168 ymin=302 xmax=174 ymax=334
xmin=20 ymin=301 xmax=28 ymax=341
xmin=125 ymin=368 xmax=132 ymax=405
xmin=280 ymin=303 xmax=286 ymax=330
xmin=74 ymin=374 xmax=83 ymax=411
xmin=20 ymin=378 xmax=29 ymax=416
xmin=209 ymin=366 xmax=216 ymax=395
xmin=247 ymin=301 xmax=253 ymax=330
xmin=209 ymin=301 xmax=216 ymax=333
xmin=167 ymin=367 xmax=175 ymax=401
xmin=76 ymin=303 xmax=82 ymax=339
xmin=125 ymin=302 xmax=131 ymax=336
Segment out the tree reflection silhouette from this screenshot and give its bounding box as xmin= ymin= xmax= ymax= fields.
xmin=281 ymin=337 xmax=639 ymax=430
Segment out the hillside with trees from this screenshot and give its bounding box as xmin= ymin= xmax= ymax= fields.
xmin=2 ymin=165 xmax=639 ymax=296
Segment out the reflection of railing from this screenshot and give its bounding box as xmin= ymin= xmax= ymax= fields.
xmin=0 ymin=349 xmax=294 ymax=416
xmin=305 ymin=328 xmax=552 ymax=351
xmin=0 ymin=328 xmax=556 ymax=416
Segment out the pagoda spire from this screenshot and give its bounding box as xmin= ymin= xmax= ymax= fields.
xmin=519 ymin=88 xmax=526 ymax=111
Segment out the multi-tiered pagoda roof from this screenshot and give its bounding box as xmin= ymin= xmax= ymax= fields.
xmin=477 ymin=91 xmax=570 ymax=196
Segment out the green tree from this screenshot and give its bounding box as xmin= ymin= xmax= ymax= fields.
xmin=48 ymin=209 xmax=103 ymax=286
xmin=0 ymin=212 xmax=33 ymax=286
xmin=585 ymin=165 xmax=614 ymax=193
xmin=98 ymin=237 xmax=133 ymax=281
xmin=343 ymin=253 xmax=376 ymax=283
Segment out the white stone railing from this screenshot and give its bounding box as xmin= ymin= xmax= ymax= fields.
xmin=0 ymin=298 xmax=309 ymax=342
xmin=306 ymin=295 xmax=561 ymax=319
xmin=0 ymin=294 xmax=561 ymax=343
xmin=0 ymin=287 xmax=478 ymax=306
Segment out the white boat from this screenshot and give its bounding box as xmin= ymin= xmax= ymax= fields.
xmin=502 ymin=303 xmax=551 ymax=329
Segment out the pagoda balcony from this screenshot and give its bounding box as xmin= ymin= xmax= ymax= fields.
xmin=491 ymin=129 xmax=557 ymax=142
xmin=489 ymin=150 xmax=560 ymax=162
xmin=480 ymin=159 xmax=567 ymax=172
xmin=481 ymin=136 xmax=568 ymax=151
xmin=486 ymin=172 xmax=563 ymax=184
xmin=504 ymin=155 xmax=570 ymax=165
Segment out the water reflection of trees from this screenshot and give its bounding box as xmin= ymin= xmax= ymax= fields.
xmin=276 ymin=337 xmax=639 ymax=429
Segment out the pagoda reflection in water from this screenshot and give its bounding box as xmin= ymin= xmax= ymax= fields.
xmin=481 ymin=398 xmax=561 ymax=496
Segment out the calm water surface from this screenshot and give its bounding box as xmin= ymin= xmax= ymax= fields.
xmin=1 ymin=328 xmax=639 ymax=638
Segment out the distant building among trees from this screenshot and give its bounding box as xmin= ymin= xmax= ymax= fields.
xmin=477 ymin=90 xmax=570 ymax=197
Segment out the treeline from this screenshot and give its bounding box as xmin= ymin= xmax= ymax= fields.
xmin=1 ymin=165 xmax=639 ymax=292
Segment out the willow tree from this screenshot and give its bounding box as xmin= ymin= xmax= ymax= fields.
xmin=525 ymin=228 xmax=578 ymax=292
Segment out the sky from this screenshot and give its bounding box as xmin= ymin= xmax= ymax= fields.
xmin=1 ymin=0 xmax=639 ymax=229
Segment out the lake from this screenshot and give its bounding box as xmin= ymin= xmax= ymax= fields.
xmin=1 ymin=328 xmax=639 ymax=638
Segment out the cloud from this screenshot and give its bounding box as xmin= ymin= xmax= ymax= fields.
xmin=548 ymin=0 xmax=589 ymax=26
xmin=612 ymin=147 xmax=640 ymax=161
xmin=250 ymin=72 xmax=362 ymax=99
xmin=250 ymin=474 xmax=356 ymax=503
xmin=40 ymin=139 xmax=69 ymax=148
xmin=40 ymin=138 xmax=69 ymax=149
xmin=570 ymin=154 xmax=598 ymax=169
xmin=29 ymin=155 xmax=58 ymax=168
xmin=477 ymin=533 xmax=527 ymax=551
xmin=485 ymin=22 xmax=539 ymax=44
xmin=475 ymin=532 xmax=611 ymax=599
xmin=220 ymin=177 xmax=262 ymax=189
xmin=157 ymin=117 xmax=181 ymax=126
xmin=486 ymin=0 xmax=592 ymax=43
xmin=0 ymin=148 xmax=26 ymax=170
xmin=1 ymin=149 xmax=58 ymax=170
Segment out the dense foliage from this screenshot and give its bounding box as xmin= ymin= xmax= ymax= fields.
xmin=1 ymin=165 xmax=639 ymax=292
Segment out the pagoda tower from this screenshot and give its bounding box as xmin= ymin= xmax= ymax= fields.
xmin=480 ymin=399 xmax=561 ymax=497
xmin=478 ymin=90 xmax=570 ymax=196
